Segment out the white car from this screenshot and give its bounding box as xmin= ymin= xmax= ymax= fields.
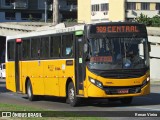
xmin=0 ymin=63 xmax=6 ymax=79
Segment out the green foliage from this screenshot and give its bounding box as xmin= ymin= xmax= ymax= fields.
xmin=151 ymin=15 xmax=160 ymax=27
xmin=65 ymin=18 xmax=77 ymax=22
xmin=28 ymin=14 xmax=33 ymax=21
xmin=0 ymin=103 xmax=44 ymax=111
xmin=135 ymin=13 xmax=160 ymax=27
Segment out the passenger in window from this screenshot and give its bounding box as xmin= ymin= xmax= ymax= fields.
xmin=66 ymin=47 xmax=71 ymax=55
xmin=65 ymin=46 xmax=73 ymax=57
xmin=38 ymin=49 xmax=40 ymax=57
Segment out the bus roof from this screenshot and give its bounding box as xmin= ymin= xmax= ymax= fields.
xmin=6 ymin=23 xmax=85 ymax=40
xmin=6 ymin=22 xmax=146 ymax=40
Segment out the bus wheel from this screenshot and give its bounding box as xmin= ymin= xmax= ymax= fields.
xmin=27 ymin=81 xmax=35 ymax=101
xmin=120 ymin=97 xmax=133 ymax=105
xmin=67 ymin=82 xmax=79 ymax=107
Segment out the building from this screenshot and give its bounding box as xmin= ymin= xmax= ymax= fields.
xmin=78 ymin=0 xmax=160 ymax=23
xmin=59 ymin=0 xmax=77 ymax=21
xmin=0 ymin=0 xmax=77 ymax=22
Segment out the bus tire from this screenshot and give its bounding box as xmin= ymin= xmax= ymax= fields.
xmin=27 ymin=81 xmax=36 ymax=101
xmin=120 ymin=97 xmax=133 ymax=105
xmin=67 ymin=82 xmax=79 ymax=107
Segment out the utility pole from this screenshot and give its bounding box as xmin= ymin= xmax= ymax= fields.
xmin=44 ymin=0 xmax=47 ymax=23
xmin=53 ymin=0 xmax=59 ymax=25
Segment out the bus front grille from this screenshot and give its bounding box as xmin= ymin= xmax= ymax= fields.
xmin=103 ymin=86 xmax=141 ymax=95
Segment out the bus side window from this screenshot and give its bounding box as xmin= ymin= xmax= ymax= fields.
xmin=66 ymin=47 xmax=72 ymax=55
xmin=50 ymin=36 xmax=61 ymax=58
xmin=31 ymin=38 xmax=41 ymax=59
xmin=7 ymin=40 xmax=15 ymax=61
xmin=62 ymin=34 xmax=73 ymax=57
xmin=41 ymin=37 xmax=49 ymax=58
xmin=22 ymin=39 xmax=30 ymax=60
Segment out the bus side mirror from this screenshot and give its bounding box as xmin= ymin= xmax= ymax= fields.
xmin=84 ymin=44 xmax=88 ymax=53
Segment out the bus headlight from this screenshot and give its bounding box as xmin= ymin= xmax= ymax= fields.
xmin=89 ymin=77 xmax=103 ymax=89
xmin=141 ymin=77 xmax=150 ymax=88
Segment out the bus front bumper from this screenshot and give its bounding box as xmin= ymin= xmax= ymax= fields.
xmin=86 ymin=82 xmax=150 ymax=98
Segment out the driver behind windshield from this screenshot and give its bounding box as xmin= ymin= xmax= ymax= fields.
xmin=98 ymin=40 xmax=111 ymax=56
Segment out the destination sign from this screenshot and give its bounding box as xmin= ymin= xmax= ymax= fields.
xmin=90 ymin=25 xmax=142 ymax=34
xmin=90 ymin=56 xmax=113 ymax=63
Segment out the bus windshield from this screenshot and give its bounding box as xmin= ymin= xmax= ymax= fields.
xmin=87 ymin=37 xmax=149 ymax=70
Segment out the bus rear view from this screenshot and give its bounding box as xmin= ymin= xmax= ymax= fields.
xmin=83 ymin=22 xmax=150 ymax=104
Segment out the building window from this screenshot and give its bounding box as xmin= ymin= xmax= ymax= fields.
xmin=13 ymin=0 xmax=28 ymax=9
xmin=156 ymin=3 xmax=160 ymax=10
xmin=1 ymin=0 xmax=13 ymax=7
xmin=5 ymin=12 xmax=16 ymax=20
xmin=126 ymin=2 xmax=136 ymax=10
xmin=141 ymin=3 xmax=150 ymax=10
xmin=67 ymin=0 xmax=77 ymax=5
xmin=21 ymin=13 xmax=42 ymax=21
xmin=101 ymin=3 xmax=109 ymax=11
xmin=91 ymin=4 xmax=100 ymax=12
xmin=5 ymin=0 xmax=12 ymax=6
xmin=38 ymin=0 xmax=45 ymax=9
xmin=21 ymin=13 xmax=29 ymax=20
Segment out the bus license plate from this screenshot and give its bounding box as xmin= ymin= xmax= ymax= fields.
xmin=117 ymin=89 xmax=129 ymax=94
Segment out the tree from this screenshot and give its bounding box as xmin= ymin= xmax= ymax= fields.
xmin=135 ymin=13 xmax=151 ymax=26
xmin=29 ymin=14 xmax=33 ymax=21
xmin=135 ymin=13 xmax=160 ymax=27
xmin=151 ymin=15 xmax=160 ymax=27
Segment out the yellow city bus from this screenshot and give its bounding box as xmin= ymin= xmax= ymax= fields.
xmin=6 ymin=22 xmax=150 ymax=106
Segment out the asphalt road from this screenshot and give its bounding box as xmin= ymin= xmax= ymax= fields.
xmin=0 ymin=78 xmax=160 ymax=119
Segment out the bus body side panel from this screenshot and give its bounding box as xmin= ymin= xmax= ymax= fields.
xmin=84 ymin=67 xmax=150 ymax=98
xmin=6 ymin=62 xmax=16 ymax=92
xmin=43 ymin=60 xmax=59 ymax=96
xmin=58 ymin=59 xmax=75 ymax=97
xmin=27 ymin=61 xmax=44 ymax=95
xmin=21 ymin=61 xmax=29 ymax=93
xmin=19 ymin=61 xmax=23 ymax=92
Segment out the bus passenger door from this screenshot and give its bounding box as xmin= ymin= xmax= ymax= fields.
xmin=75 ymin=36 xmax=84 ymax=94
xmin=15 ymin=39 xmax=22 ymax=92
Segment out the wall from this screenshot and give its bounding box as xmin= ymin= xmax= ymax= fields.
xmin=78 ymin=0 xmax=91 ymax=23
xmin=148 ymin=35 xmax=160 ymax=81
xmin=108 ymin=0 xmax=125 ymax=21
xmin=91 ymin=0 xmax=109 ymax=22
xmin=28 ymin=0 xmax=38 ymax=9
xmin=78 ymin=0 xmax=160 ymax=23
